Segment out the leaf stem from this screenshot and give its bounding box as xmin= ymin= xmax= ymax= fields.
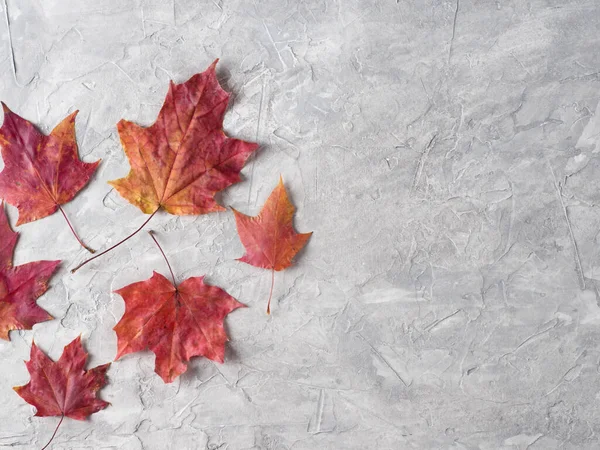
xmin=40 ymin=414 xmax=64 ymax=450
xmin=71 ymin=209 xmax=158 ymax=273
xmin=266 ymin=268 xmax=275 ymax=315
xmin=148 ymin=230 xmax=177 ymax=288
xmin=58 ymin=205 xmax=94 ymax=254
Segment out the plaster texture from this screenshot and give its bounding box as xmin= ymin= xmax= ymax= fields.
xmin=1 ymin=0 xmax=600 ymax=449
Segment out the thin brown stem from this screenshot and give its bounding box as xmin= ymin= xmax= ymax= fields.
xmin=148 ymin=230 xmax=177 ymax=288
xmin=71 ymin=209 xmax=158 ymax=273
xmin=40 ymin=414 xmax=64 ymax=450
xmin=266 ymin=268 xmax=275 ymax=315
xmin=58 ymin=205 xmax=94 ymax=253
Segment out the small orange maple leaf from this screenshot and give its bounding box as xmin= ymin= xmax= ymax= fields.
xmin=233 ymin=177 xmax=312 ymax=314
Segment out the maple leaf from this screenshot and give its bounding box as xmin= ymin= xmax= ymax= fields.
xmin=113 ymin=231 xmax=244 ymax=383
xmin=232 ymin=177 xmax=312 ymax=314
xmin=110 ymin=59 xmax=258 ymax=215
xmin=14 ymin=336 xmax=110 ymax=449
xmin=0 ymin=202 xmax=60 ymax=340
xmin=73 ymin=59 xmax=258 ymax=272
xmin=0 ymin=104 xmax=100 ymax=252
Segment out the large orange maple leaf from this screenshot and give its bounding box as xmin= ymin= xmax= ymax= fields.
xmin=110 ymin=59 xmax=258 ymax=214
xmin=0 ymin=104 xmax=100 ymax=252
xmin=74 ymin=59 xmax=258 ymax=272
xmin=0 ymin=202 xmax=60 ymax=340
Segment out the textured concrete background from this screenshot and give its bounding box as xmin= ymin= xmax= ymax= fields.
xmin=1 ymin=0 xmax=600 ymax=449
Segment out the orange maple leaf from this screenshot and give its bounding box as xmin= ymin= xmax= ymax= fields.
xmin=233 ymin=177 xmax=312 ymax=314
xmin=110 ymin=59 xmax=257 ymax=215
xmin=73 ymin=59 xmax=258 ymax=272
xmin=0 ymin=104 xmax=100 ymax=252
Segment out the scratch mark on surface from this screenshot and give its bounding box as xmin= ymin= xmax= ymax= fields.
xmin=343 ymin=8 xmax=372 ymax=29
xmin=448 ymin=0 xmax=460 ymax=64
xmin=140 ymin=1 xmax=146 ymax=37
xmin=312 ymin=389 xmax=325 ymax=433
xmin=544 ymin=355 xmax=583 ymax=397
xmin=500 ymin=319 xmax=560 ymax=360
xmin=411 ymin=134 xmax=437 ymax=195
xmin=247 ymin=74 xmax=267 ymax=206
xmin=424 ymin=309 xmax=462 ymax=332
xmin=241 ymin=69 xmax=268 ymax=90
xmin=174 ymin=392 xmax=202 ymax=418
xmin=263 ymin=21 xmax=286 ymax=70
xmin=111 ymin=62 xmax=136 ymax=85
xmin=503 ymin=181 xmax=515 ymax=255
xmin=315 ymin=146 xmax=319 ymax=202
xmin=525 ymin=434 xmax=544 ymax=449
xmin=514 ymin=320 xmax=558 ymax=351
xmin=548 ymin=163 xmax=586 ymax=290
xmin=338 ymin=393 xmax=409 ymax=432
xmin=3 ymin=0 xmax=34 ymax=87
xmin=358 ymin=333 xmax=410 ymax=387
xmin=509 ymin=51 xmax=531 ymax=76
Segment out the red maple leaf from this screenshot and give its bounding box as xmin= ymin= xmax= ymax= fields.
xmin=73 ymin=59 xmax=258 ymax=272
xmin=0 ymin=104 xmax=100 ymax=252
xmin=113 ymin=232 xmax=244 ymax=383
xmin=233 ymin=177 xmax=312 ymax=313
xmin=0 ymin=202 xmax=60 ymax=340
xmin=14 ymin=336 xmax=110 ymax=449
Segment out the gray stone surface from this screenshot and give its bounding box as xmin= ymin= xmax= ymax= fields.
xmin=1 ymin=0 xmax=600 ymax=449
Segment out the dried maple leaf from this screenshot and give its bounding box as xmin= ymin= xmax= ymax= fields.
xmin=0 ymin=202 xmax=60 ymax=340
xmin=113 ymin=231 xmax=244 ymax=383
xmin=73 ymin=59 xmax=258 ymax=272
xmin=232 ymin=177 xmax=312 ymax=314
xmin=0 ymin=103 xmax=100 ymax=252
xmin=14 ymin=336 xmax=110 ymax=449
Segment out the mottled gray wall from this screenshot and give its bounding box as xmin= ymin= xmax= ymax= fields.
xmin=1 ymin=0 xmax=600 ymax=449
